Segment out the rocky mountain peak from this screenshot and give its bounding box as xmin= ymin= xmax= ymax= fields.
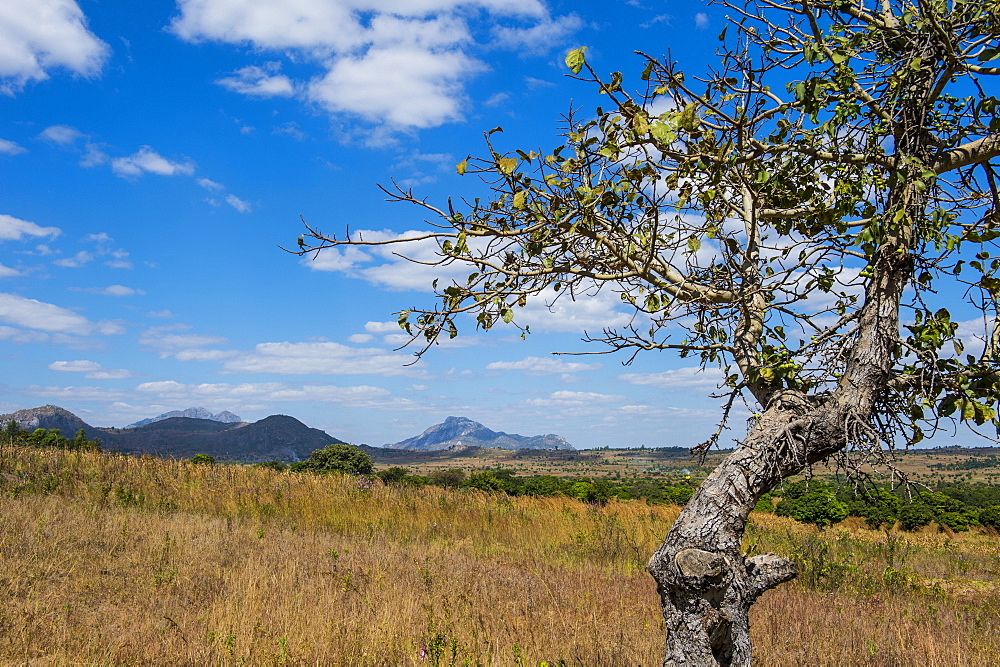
xmin=389 ymin=416 xmax=574 ymax=451
xmin=127 ymin=407 xmax=244 ymax=428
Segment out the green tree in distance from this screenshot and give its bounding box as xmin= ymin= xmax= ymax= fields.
xmin=295 ymin=0 xmax=1000 ymax=663
xmin=290 ymin=443 xmax=375 ymax=476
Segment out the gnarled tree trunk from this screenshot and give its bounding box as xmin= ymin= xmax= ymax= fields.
xmin=648 ymin=249 xmax=909 ymax=665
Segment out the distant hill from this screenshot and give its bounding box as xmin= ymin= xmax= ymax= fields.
xmin=387 ymin=416 xmax=574 ymax=451
xmin=0 ymin=405 xmax=106 ymax=442
xmin=127 ymin=407 xmax=243 ymax=428
xmin=0 ymin=405 xmax=343 ymax=463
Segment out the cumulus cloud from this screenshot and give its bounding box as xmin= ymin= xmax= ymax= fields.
xmin=0 ymin=214 xmax=60 ymax=242
xmin=491 ymin=14 xmax=582 ymax=54
xmin=0 ymin=0 xmax=110 ymax=94
xmin=618 ymin=366 xmax=724 ymax=389
xmin=48 ymin=359 xmax=132 ymax=379
xmin=216 ymin=62 xmax=294 ymax=97
xmin=694 ymin=12 xmax=710 ymax=29
xmin=111 ymin=146 xmax=195 ymax=179
xmin=170 ymin=0 xmax=571 ymax=132
xmin=221 ymin=341 xmax=426 ymax=377
xmin=0 ymin=138 xmax=26 ymax=155
xmin=486 ymin=355 xmax=601 ymax=375
xmin=53 ymin=250 xmax=93 ymax=267
xmin=38 ymin=124 xmax=85 ymax=145
xmin=0 ymin=292 xmax=122 ymax=335
xmin=0 ymin=263 xmax=21 ymax=278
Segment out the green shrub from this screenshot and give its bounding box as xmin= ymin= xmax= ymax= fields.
xmin=898 ymin=502 xmax=935 ymax=531
xmin=191 ymin=454 xmax=216 ymax=465
xmin=290 ymin=443 xmax=374 ymax=475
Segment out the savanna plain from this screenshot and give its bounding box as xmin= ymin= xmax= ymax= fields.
xmin=2 ymin=440 xmax=1000 ymax=666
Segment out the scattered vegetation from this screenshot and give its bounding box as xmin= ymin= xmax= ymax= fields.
xmin=1 ymin=440 xmax=999 ymax=664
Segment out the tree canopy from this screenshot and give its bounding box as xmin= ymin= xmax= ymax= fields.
xmin=295 ymin=0 xmax=1000 ymax=663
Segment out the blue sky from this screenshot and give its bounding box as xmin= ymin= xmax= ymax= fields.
xmin=0 ymin=0 xmax=979 ymax=450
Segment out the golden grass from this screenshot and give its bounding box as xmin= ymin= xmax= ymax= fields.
xmin=2 ymin=443 xmax=999 ymax=665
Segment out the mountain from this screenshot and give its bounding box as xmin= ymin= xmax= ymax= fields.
xmin=1 ymin=406 xmax=344 ymax=463
xmin=0 ymin=404 xmax=106 ymax=442
xmin=127 ymin=407 xmax=244 ymax=428
xmin=388 ymin=416 xmax=574 ymax=451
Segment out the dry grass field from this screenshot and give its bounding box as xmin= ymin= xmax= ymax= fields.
xmin=2 ymin=442 xmax=1000 ymax=665
xmin=371 ymin=444 xmax=1000 ymax=487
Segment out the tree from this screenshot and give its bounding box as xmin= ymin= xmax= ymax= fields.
xmin=290 ymin=443 xmax=374 ymax=476
xmin=295 ymin=0 xmax=1000 ymax=663
xmin=190 ymin=453 xmax=216 ymax=465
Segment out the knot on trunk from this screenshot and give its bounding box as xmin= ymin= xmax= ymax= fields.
xmin=745 ymin=553 xmax=797 ymax=600
xmin=674 ymin=548 xmax=728 ymax=590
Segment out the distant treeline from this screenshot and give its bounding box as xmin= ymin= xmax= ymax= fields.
xmin=3 ymin=421 xmax=101 ymax=452
xmin=931 ymin=455 xmax=1000 ymax=471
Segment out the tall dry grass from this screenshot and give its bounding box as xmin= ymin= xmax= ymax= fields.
xmin=2 ymin=442 xmax=999 ymax=665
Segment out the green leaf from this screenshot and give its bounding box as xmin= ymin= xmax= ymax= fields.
xmin=687 ymin=236 xmax=701 ymax=253
xmin=650 ymin=122 xmax=676 ymax=144
xmin=512 ymin=190 xmax=527 ymax=209
xmin=565 ymin=47 xmax=588 ymax=75
xmin=831 ymin=51 xmax=849 ymax=65
xmin=632 ymin=113 xmax=649 ymax=135
xmin=456 ymin=158 xmax=468 ymax=175
xmin=497 ymin=157 xmax=518 ymax=175
xmin=501 ymin=307 xmax=514 ymax=324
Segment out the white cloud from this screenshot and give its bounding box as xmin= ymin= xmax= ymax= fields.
xmin=515 ymin=289 xmax=634 ymax=333
xmin=139 ymin=325 xmax=229 ymax=358
xmin=48 ymin=359 xmax=132 ymax=379
xmin=486 ymin=355 xmax=601 ymax=375
xmin=148 ymin=310 xmax=175 ymax=319
xmin=39 ymin=124 xmax=84 ymax=145
xmin=348 ymin=333 xmax=374 ymax=343
xmin=216 ymin=62 xmax=294 ymax=97
xmin=306 ymin=230 xmax=635 ymax=332
xmin=136 ymin=379 xmax=418 ymax=410
xmin=54 ymin=250 xmax=93 ymax=267
xmin=618 ymin=366 xmax=724 ymax=389
xmin=71 ymin=284 xmax=146 ymax=297
xmin=111 ymin=146 xmax=195 ymax=179
xmin=225 ymin=194 xmax=251 ymax=213
xmin=308 ymin=44 xmax=480 ymax=129
xmin=525 ymin=390 xmax=625 ymax=407
xmin=365 ymin=321 xmax=403 ymax=334
xmin=694 ymin=12 xmax=710 ymax=29
xmin=25 ymin=384 xmax=130 ymax=401
xmin=0 ymin=263 xmax=21 ymax=278
xmin=0 ymin=214 xmax=60 ymax=242
xmin=196 ymin=177 xmax=224 ymax=191
xmin=0 ymin=138 xmax=26 ymax=155
xmin=0 ymin=292 xmax=122 ymax=335
xmin=491 ymin=14 xmax=582 ymax=54
xmin=222 ymin=341 xmax=426 ymax=377
xmin=170 ymin=0 xmax=569 ymax=132
xmin=0 ymin=0 xmax=110 ymax=94
xmin=174 ymin=348 xmax=238 ymax=361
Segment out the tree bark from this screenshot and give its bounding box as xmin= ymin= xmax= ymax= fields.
xmin=648 ymin=244 xmax=910 ymax=665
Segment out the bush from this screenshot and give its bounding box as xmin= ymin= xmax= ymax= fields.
xmin=979 ymin=505 xmax=1000 ymax=529
xmin=191 ymin=454 xmax=216 ymax=465
xmin=428 ymin=468 xmax=466 ymax=487
xmin=776 ymin=489 xmax=849 ymax=529
xmin=290 ymin=443 xmax=374 ymax=475
xmin=898 ymin=502 xmax=935 ymax=531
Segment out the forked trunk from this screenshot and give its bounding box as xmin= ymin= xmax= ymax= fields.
xmin=648 ymin=246 xmax=909 ymax=665
xmin=647 ymin=396 xmax=848 ymax=665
